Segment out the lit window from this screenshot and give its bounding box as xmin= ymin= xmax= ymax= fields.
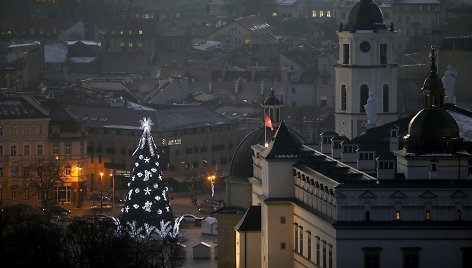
xmin=456 ymin=209 xmax=462 ymax=221
xmin=138 ymin=30 xmax=143 ymax=35
xmin=327 ymin=11 xmax=331 ymax=17
xmin=66 ymin=166 xmax=71 ymax=176
xmin=120 ymin=30 xmax=124 ymax=35
xmin=425 ymin=210 xmax=431 ymax=220
xmin=320 ymin=10 xmax=324 ymax=17
xmin=395 ymin=211 xmax=401 ymax=220
xmin=129 ymin=42 xmax=134 ymax=48
xmin=120 ymin=41 xmax=125 ymax=47
xmin=312 ymin=10 xmax=317 ymax=17
xmin=272 ymin=12 xmax=277 ymax=17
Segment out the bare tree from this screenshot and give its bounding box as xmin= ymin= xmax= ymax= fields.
xmin=28 ymin=158 xmax=66 ymax=211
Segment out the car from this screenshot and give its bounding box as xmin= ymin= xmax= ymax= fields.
xmin=45 ymin=205 xmax=71 ymax=216
xmin=90 ymin=202 xmax=113 ymax=210
xmin=89 ymin=193 xmax=109 ymax=201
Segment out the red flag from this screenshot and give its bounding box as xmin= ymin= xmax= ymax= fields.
xmin=265 ymin=114 xmax=273 ymax=130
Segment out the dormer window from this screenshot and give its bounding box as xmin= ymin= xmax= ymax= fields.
xmin=390 ymin=129 xmax=398 ymax=138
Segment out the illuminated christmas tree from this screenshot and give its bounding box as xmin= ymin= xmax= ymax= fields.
xmin=117 ymin=117 xmax=181 ymax=240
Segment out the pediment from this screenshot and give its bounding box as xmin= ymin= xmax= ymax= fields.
xmin=359 ymin=191 xmax=377 ymax=199
xmin=450 ymin=190 xmax=469 ymax=199
xmin=389 ymin=191 xmax=407 ymax=199
xmin=419 ymin=191 xmax=438 ymax=199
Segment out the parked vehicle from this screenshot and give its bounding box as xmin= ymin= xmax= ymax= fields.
xmin=90 ymin=202 xmax=112 ymax=210
xmin=44 ymin=205 xmax=71 ymax=216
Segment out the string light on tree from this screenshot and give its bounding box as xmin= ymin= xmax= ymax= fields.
xmin=116 ymin=117 xmax=182 ymax=240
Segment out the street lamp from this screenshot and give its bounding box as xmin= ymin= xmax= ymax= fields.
xmin=207 ymin=174 xmax=216 ymax=210
xmin=100 ymin=171 xmax=104 ymax=214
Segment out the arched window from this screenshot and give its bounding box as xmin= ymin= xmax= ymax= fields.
xmin=341 ymin=84 xmax=347 ymax=111
xmin=360 ymin=84 xmax=369 ymax=113
xmin=383 ymin=84 xmax=389 ymax=112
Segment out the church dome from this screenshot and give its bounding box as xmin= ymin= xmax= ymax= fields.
xmin=229 ymin=126 xmax=304 ymax=178
xmin=346 ymin=0 xmax=387 ymax=31
xmin=403 ymin=47 xmax=463 ymax=154
xmin=404 ymin=109 xmax=462 ymax=153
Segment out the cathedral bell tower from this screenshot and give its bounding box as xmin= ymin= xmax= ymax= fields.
xmin=334 ymin=0 xmax=398 ymax=139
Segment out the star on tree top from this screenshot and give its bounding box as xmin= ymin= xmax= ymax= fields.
xmin=140 ymin=117 xmax=154 ymax=133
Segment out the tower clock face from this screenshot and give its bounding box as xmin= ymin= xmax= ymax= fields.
xmin=360 ymin=41 xmax=371 ymax=52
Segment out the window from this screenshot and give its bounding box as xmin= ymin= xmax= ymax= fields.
xmin=0 ymin=168 xmax=3 ymax=178
xmin=281 ymin=242 xmax=286 ymax=249
xmin=395 ymin=211 xmax=401 ymax=221
xmin=24 ymin=188 xmax=29 ymax=200
xmin=462 ymin=247 xmax=472 ymax=268
xmin=316 ymin=236 xmax=321 ymax=265
xmin=37 ymin=144 xmax=43 ymax=155
xmin=430 ymin=160 xmax=437 ymax=172
xmin=343 ymin=44 xmax=350 ymax=64
xmin=364 ymin=247 xmax=381 ymax=268
xmin=425 ymin=210 xmax=431 ymax=220
xmin=66 ymin=166 xmax=71 ymax=176
xmin=10 ymin=145 xmax=17 ymax=156
xmin=300 ymin=226 xmax=304 ymax=255
xmin=329 ymin=244 xmax=333 ymax=268
xmin=24 ymin=167 xmax=30 ymax=178
xmin=65 ymin=144 xmax=71 ymax=155
xmin=402 ymin=248 xmax=420 ymax=268
xmin=307 ymin=231 xmax=312 ymax=260
xmin=320 ymin=10 xmax=324 ymax=17
xmin=53 ymin=145 xmax=60 ymax=155
xmin=280 ymin=216 xmax=286 ymax=224
xmin=326 ymin=10 xmax=331 ymax=17
xmin=457 ymin=209 xmax=462 ymax=221
xmin=383 ymin=84 xmax=389 ymax=112
xmin=360 ymin=84 xmax=369 ymax=113
xmin=11 ymin=190 xmax=17 ymax=200
xmin=11 ymin=166 xmax=17 ymax=177
xmin=341 ymin=84 xmax=347 ymax=111
xmin=312 ymin=10 xmax=317 ymax=17
xmin=24 ymin=145 xmax=30 ymax=156
xmin=380 ymin=44 xmax=387 ymax=64
xmin=323 ymin=241 xmax=327 ymax=268
xmin=0 ymin=145 xmax=3 ymax=156
xmin=365 ymin=211 xmax=371 ymax=221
